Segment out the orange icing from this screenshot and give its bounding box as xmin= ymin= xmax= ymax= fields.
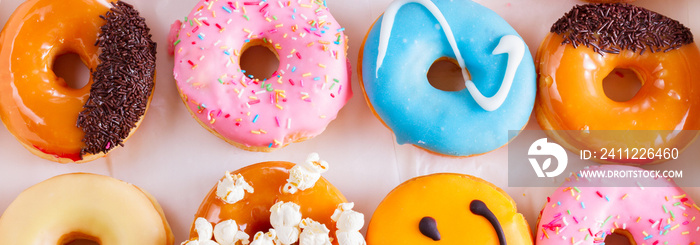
xmin=535 ymin=33 xmax=700 ymax=163
xmin=190 ymin=161 xmax=347 ymax=244
xmin=0 ymin=0 xmax=116 ymax=161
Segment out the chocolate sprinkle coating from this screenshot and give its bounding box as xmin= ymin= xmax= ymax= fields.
xmin=76 ymin=1 xmax=156 ymax=157
xmin=551 ymin=3 xmax=693 ymax=55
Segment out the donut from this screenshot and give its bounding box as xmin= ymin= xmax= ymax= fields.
xmin=0 ymin=0 xmax=156 ymax=163
xmin=535 ymin=3 xmax=700 ymax=164
xmin=168 ymin=0 xmax=351 ymax=152
xmin=535 ymin=165 xmax=700 ymax=244
xmin=366 ymin=173 xmax=532 ymax=244
xmin=182 ymin=153 xmax=366 ymax=245
xmin=358 ymin=0 xmax=536 ymax=157
xmin=0 ymin=173 xmax=173 ymax=244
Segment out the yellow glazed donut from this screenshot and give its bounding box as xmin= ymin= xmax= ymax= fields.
xmin=366 ymin=173 xmax=532 ymax=245
xmin=0 ymin=173 xmax=173 ymax=244
xmin=0 ymin=0 xmax=157 ymax=163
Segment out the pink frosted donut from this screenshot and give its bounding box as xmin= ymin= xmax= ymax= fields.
xmin=536 ymin=165 xmax=700 ymax=244
xmin=168 ymin=0 xmax=351 ymax=151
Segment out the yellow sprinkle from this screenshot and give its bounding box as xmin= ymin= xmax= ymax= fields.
xmin=683 ymin=231 xmax=690 ymax=235
xmin=209 ymin=118 xmax=216 ymax=124
xmin=265 ymin=17 xmax=271 ymax=22
xmin=320 ymin=115 xmax=326 ymax=119
xmin=319 ymin=41 xmax=330 ymax=45
xmin=642 ymin=231 xmax=649 ymax=236
xmin=249 ymin=96 xmax=258 ymax=100
xmin=194 ymin=18 xmax=203 ymax=26
xmin=251 ymin=130 xmax=261 ymax=134
xmin=674 ymin=194 xmax=687 ymax=199
xmin=300 ymin=4 xmax=312 ymax=8
xmin=208 ymin=1 xmax=214 ymax=9
xmin=259 ymin=129 xmax=267 ymax=134
xmin=542 ymin=228 xmax=549 ymax=239
xmin=671 ymin=224 xmax=680 ymax=231
xmin=290 ymin=48 xmax=296 ymax=54
xmin=666 ymin=196 xmax=669 ymax=201
xmin=622 ymin=194 xmax=629 ymax=200
xmin=242 ymin=6 xmax=246 ymax=14
xmin=307 ymin=42 xmax=315 ymax=47
xmin=576 ymin=195 xmax=580 ymax=201
xmin=275 ymin=44 xmax=282 ymax=49
xmin=302 ymin=73 xmax=311 ymax=77
xmin=275 ymin=24 xmax=284 ymax=28
xmin=283 ymin=33 xmax=288 ymax=38
xmin=236 ymin=118 xmax=243 ymax=122
xmin=191 ymin=65 xmax=198 ymax=69
xmin=555 ymin=226 xmax=559 ymax=235
xmin=212 ymin=10 xmax=216 ymax=18
xmin=186 ymin=33 xmax=191 ymax=37
xmin=273 ymin=139 xmax=281 ymax=145
xmin=275 ymin=104 xmax=283 ymax=110
xmin=636 ymin=217 xmax=641 ymax=223
xmin=246 ymin=112 xmax=251 ymax=116
xmin=243 ymin=28 xmax=251 ymax=33
xmin=694 ymin=204 xmax=700 ymax=210
xmin=318 ymin=63 xmax=326 ymax=68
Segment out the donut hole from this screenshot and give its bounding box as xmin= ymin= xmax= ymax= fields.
xmin=53 ymin=53 xmax=91 ymax=90
xmin=239 ymin=41 xmax=280 ymax=80
xmin=603 ymin=231 xmax=632 ymax=245
xmin=427 ymin=58 xmax=468 ymax=92
xmin=603 ymin=68 xmax=642 ymax=102
xmin=64 ymin=239 xmax=99 ymax=245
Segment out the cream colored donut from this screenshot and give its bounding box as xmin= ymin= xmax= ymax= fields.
xmin=0 ymin=173 xmax=173 ymax=244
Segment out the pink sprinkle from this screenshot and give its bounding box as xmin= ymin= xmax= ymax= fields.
xmin=270 ymin=93 xmax=274 ymax=103
xmin=248 ymin=100 xmax=261 ymax=105
xmin=228 ymin=2 xmax=236 ymax=9
xmin=296 ymin=52 xmax=302 ymax=59
xmin=216 ymin=23 xmax=222 ymax=30
xmin=681 ymin=198 xmax=689 ymax=202
xmin=683 ymin=221 xmax=690 ymax=225
xmin=271 ymin=71 xmax=278 ymax=77
xmin=648 ymin=219 xmax=655 ymax=224
xmin=573 ymin=216 xmax=579 ymax=224
xmin=288 ymin=79 xmax=295 ymax=85
xmin=259 ymin=3 xmax=269 ymax=12
xmin=202 ymin=20 xmax=210 ymax=26
xmin=106 ymin=142 xmax=111 ymax=149
xmin=314 ymin=32 xmax=322 ymax=37
xmin=192 ymin=26 xmax=200 ymax=33
xmin=275 ymin=116 xmax=280 ymax=127
xmin=243 ymin=1 xmax=257 ymax=5
xmin=596 ymin=191 xmax=603 ymax=198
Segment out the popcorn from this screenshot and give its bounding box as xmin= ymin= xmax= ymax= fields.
xmin=182 ymin=217 xmax=219 ymax=245
xmin=216 ymin=172 xmax=254 ymax=204
xmin=214 ymin=219 xmax=250 ymax=245
xmin=299 ymin=218 xmax=332 ymax=245
xmin=283 ymin=153 xmax=329 ymax=194
xmin=331 ymin=203 xmax=366 ymax=245
xmin=269 ymin=201 xmax=302 ymax=245
xmin=250 ymin=229 xmax=278 ymax=245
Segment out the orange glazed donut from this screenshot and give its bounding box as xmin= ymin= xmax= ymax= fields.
xmin=0 ymin=0 xmax=157 ymax=163
xmin=0 ymin=173 xmax=173 ymax=244
xmin=535 ymin=3 xmax=700 ymax=164
xmin=182 ymin=153 xmax=366 ymax=245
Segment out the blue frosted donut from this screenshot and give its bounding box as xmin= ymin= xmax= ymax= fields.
xmin=360 ymin=0 xmax=536 ymax=156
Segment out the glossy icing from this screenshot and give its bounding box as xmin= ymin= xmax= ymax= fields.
xmin=0 ymin=0 xmax=116 ymax=161
xmin=366 ymin=173 xmax=532 ymax=244
xmin=170 ymin=0 xmax=351 ymax=151
xmin=536 ymin=165 xmax=700 ymax=244
xmin=187 ymin=161 xmax=347 ymax=245
xmin=536 ymin=33 xmax=700 ymax=164
xmin=0 ymin=173 xmax=173 ymax=244
xmin=360 ymin=0 xmax=536 ymax=156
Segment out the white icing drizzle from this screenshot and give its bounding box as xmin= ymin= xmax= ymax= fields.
xmin=375 ymin=0 xmax=525 ymax=111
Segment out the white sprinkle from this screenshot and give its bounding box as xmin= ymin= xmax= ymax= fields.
xmin=637 ymin=182 xmax=645 ymax=190
xmin=186 ymin=77 xmax=194 ymax=83
xmin=287 ymin=118 xmax=291 ymax=129
xmin=255 ymin=90 xmax=267 ymax=95
xmin=300 ymin=14 xmax=307 ymax=20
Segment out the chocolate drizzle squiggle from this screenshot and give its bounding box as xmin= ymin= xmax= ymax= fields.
xmin=470 ymin=200 xmax=506 ymax=245
xmin=418 ymin=216 xmax=441 ymax=241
